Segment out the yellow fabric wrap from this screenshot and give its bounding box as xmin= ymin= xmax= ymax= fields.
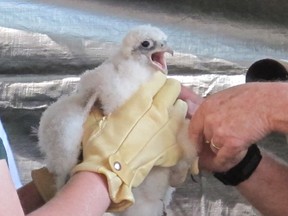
xmin=72 ymin=72 xmax=188 ymax=212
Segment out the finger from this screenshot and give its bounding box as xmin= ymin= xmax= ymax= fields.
xmin=189 ymin=108 xmax=205 ymax=152
xmin=179 ymin=86 xmax=203 ymax=119
xmin=213 ymin=139 xmax=248 ymax=171
xmin=198 ymin=141 xmax=218 ymax=171
xmin=209 ymin=138 xmax=222 ymax=154
xmin=179 ymin=86 xmax=203 ymax=105
xmin=185 ymin=100 xmax=201 ymax=119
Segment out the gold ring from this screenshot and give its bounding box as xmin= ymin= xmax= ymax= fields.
xmin=210 ymin=139 xmax=221 ymax=150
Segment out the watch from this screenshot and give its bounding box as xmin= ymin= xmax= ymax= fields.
xmin=214 ymin=144 xmax=262 ymax=186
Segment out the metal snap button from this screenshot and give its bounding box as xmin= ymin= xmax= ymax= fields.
xmin=114 ymin=162 xmax=121 ymax=171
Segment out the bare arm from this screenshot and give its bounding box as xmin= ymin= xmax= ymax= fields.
xmin=1 ymin=158 xmax=110 ymax=216
xmin=0 ymin=160 xmax=25 ymax=216
xmin=181 ymin=83 xmax=288 ymax=215
xmin=27 ymin=172 xmax=110 ymax=216
xmin=190 ymin=82 xmax=288 ymax=171
xmin=237 ymin=151 xmax=288 ymax=216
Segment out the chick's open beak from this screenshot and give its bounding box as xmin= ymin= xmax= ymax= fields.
xmin=150 ymin=43 xmax=173 ymax=74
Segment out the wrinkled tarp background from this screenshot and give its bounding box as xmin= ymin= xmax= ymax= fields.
xmin=1 ymin=0 xmax=288 ymax=215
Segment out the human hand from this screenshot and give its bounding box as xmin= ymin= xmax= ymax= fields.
xmin=189 ymin=82 xmax=283 ymax=172
xmin=72 ymin=72 xmax=188 ymax=211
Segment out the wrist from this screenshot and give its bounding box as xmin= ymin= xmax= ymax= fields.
xmin=266 ymin=83 xmax=288 ymax=134
xmin=214 ymin=144 xmax=262 ymax=186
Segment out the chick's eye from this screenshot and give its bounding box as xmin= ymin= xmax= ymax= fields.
xmin=141 ymin=41 xmax=150 ymax=48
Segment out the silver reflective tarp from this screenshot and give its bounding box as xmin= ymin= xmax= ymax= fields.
xmin=1 ymin=0 xmax=288 ymax=215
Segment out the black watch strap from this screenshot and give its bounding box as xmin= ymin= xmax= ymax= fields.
xmin=214 ymin=144 xmax=262 ymax=186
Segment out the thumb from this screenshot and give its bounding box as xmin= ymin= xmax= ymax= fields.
xmin=213 ymin=140 xmax=248 ymax=172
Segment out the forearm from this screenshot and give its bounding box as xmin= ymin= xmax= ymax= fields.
xmin=0 ymin=160 xmax=25 ymax=216
xmin=237 ymin=150 xmax=288 ymax=216
xmin=28 ymin=172 xmax=111 ymax=216
xmin=267 ymin=83 xmax=288 ymax=134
